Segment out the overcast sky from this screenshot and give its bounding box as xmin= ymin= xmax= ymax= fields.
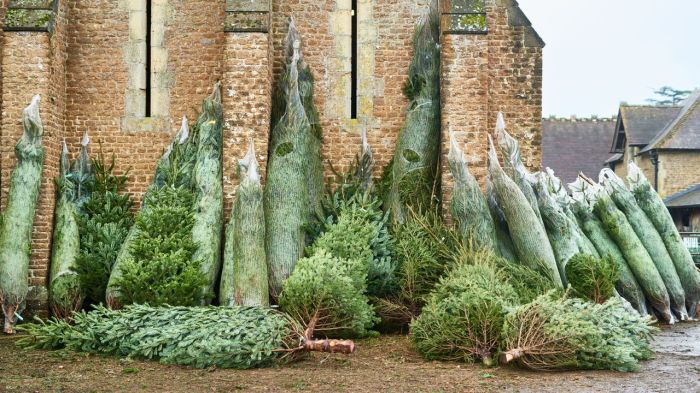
xmin=516 ymin=0 xmax=700 ymax=117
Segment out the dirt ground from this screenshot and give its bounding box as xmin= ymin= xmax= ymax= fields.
xmin=1 ymin=322 xmax=699 ymax=393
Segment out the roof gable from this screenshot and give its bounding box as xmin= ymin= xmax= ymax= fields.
xmin=618 ymin=105 xmax=681 ymax=147
xmin=642 ymin=90 xmax=700 ymax=153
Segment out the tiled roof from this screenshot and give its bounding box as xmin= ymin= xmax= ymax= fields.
xmin=664 ymin=183 xmax=700 ymax=208
xmin=542 ymin=118 xmax=617 ymax=184
xmin=642 ymin=90 xmax=700 ymax=153
xmin=617 ymin=105 xmax=681 ymax=147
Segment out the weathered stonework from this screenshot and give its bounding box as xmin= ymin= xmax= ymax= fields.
xmin=0 ymin=0 xmax=543 ymax=313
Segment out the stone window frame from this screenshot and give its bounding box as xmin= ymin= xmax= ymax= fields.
xmin=4 ymin=0 xmax=57 ymax=32
xmin=225 ymin=0 xmax=270 ymax=33
xmin=440 ymin=0 xmax=488 ymax=35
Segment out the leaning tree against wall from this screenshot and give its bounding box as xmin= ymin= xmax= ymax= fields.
xmin=265 ymin=19 xmax=323 ymax=298
xmin=0 ymin=96 xmax=45 ymax=334
xmin=380 ymin=6 xmax=441 ymax=225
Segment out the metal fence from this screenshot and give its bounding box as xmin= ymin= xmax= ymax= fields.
xmin=680 ymin=232 xmax=700 ymax=267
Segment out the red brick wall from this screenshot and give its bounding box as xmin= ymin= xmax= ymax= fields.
xmin=441 ymin=1 xmax=543 ymax=216
xmin=222 ymin=32 xmax=271 ymax=214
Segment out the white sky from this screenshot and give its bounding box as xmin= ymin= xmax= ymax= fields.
xmin=516 ymin=0 xmax=700 ymax=117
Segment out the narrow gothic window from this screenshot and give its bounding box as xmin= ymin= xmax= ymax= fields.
xmin=351 ymin=0 xmax=358 ymax=119
xmin=145 ymin=0 xmax=152 ymax=117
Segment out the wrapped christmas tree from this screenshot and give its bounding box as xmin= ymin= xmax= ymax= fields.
xmin=448 ymin=129 xmax=497 ymax=251
xmin=600 ymin=169 xmax=688 ymax=320
xmin=265 ymin=20 xmax=323 ymax=297
xmin=220 ymin=141 xmax=268 ymax=307
xmin=0 ymin=96 xmax=45 ymax=334
xmin=191 ymin=83 xmax=224 ymax=304
xmin=628 ymin=162 xmax=700 ymax=318
xmin=49 ymin=135 xmax=93 ymax=319
xmin=381 ymin=6 xmax=441 ymax=224
xmin=487 ymin=137 xmax=562 ymax=287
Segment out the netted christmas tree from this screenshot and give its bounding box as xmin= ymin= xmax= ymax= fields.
xmin=0 ymin=96 xmax=45 ymax=334
xmin=600 ymin=168 xmax=688 ymax=320
xmin=627 ymin=162 xmax=700 ymax=318
xmin=220 ymin=141 xmax=268 ymax=307
xmin=265 ymin=19 xmax=324 ymax=297
xmin=380 ymin=6 xmax=441 ymax=225
xmin=49 ymin=135 xmax=93 ymax=319
xmin=447 ymin=129 xmax=497 ymax=252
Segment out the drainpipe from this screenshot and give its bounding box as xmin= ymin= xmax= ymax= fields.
xmin=649 ymin=150 xmax=659 ymax=192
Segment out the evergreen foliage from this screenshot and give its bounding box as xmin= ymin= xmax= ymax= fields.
xmin=112 ymin=186 xmax=208 ymax=307
xmin=73 ymin=153 xmax=133 ymax=306
xmin=411 ymin=262 xmax=519 ymax=365
xmin=0 ymin=96 xmax=45 ymax=334
xmin=279 ymin=250 xmax=377 ymax=338
xmin=381 ymin=6 xmax=441 ymax=224
xmin=17 ymin=304 xmax=296 ymax=369
xmin=565 ymin=254 xmax=619 ymax=304
xmin=374 ymin=210 xmax=459 ymax=327
xmin=502 ymin=293 xmax=655 ymax=372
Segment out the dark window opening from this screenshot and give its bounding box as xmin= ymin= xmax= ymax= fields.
xmin=351 ymin=0 xmax=358 ymax=119
xmin=682 ymin=211 xmax=691 ymax=228
xmin=145 ymin=0 xmax=152 ymax=118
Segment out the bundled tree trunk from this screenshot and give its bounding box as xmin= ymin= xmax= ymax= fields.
xmin=191 ymin=83 xmax=224 ymax=304
xmin=265 ymin=20 xmax=322 ymax=297
xmin=589 ymin=182 xmax=674 ymax=323
xmin=106 ymin=117 xmax=195 ymax=308
xmin=601 ymin=169 xmax=688 ymax=320
xmin=447 ymin=130 xmax=497 ymax=251
xmin=628 ymin=163 xmax=700 ymax=318
xmin=49 ymin=136 xmax=93 ymax=319
xmin=0 ymin=96 xmax=45 ymax=334
xmin=382 ymin=7 xmax=441 ymax=224
xmin=220 ymin=142 xmax=269 ymax=307
xmin=569 ymin=178 xmax=647 ymax=315
xmin=487 ymin=137 xmax=562 ymax=287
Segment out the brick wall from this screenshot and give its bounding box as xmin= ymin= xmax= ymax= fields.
xmin=222 ymin=32 xmax=271 ymax=214
xmin=658 ymin=151 xmax=700 ymax=199
xmin=441 ymin=0 xmax=544 ymax=216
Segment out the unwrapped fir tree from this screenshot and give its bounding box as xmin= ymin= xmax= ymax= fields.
xmin=220 ymin=142 xmax=268 ymax=307
xmin=73 ymin=152 xmax=134 ymax=307
xmin=0 ymin=96 xmax=45 ymax=334
xmin=628 ymin=162 xmax=700 ymax=318
xmin=600 ymin=169 xmax=688 ymax=320
xmin=447 ymin=129 xmax=497 ymax=252
xmin=49 ymin=135 xmax=93 ymax=319
xmin=265 ymin=20 xmax=323 ymax=297
xmin=381 ymin=6 xmax=441 ymax=224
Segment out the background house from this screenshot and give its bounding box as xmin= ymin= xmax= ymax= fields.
xmin=608 ymin=91 xmax=700 ymax=232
